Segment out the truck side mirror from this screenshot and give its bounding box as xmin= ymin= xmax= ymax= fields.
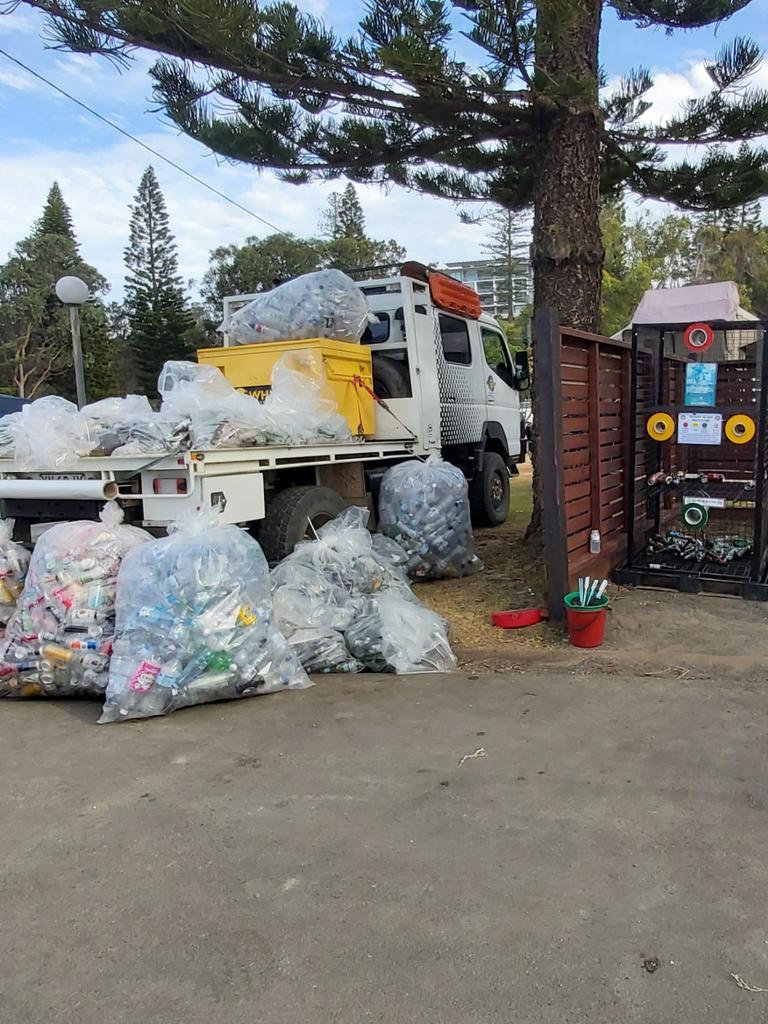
xmin=514 ymin=350 xmax=531 ymax=391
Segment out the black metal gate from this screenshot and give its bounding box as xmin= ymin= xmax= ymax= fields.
xmin=615 ymin=319 xmax=768 ymax=599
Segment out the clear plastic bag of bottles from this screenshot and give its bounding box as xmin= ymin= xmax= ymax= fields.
xmin=0 ymin=519 xmax=30 ymax=627
xmin=344 ymin=602 xmax=389 ymax=672
xmin=376 ymin=592 xmax=456 ymax=674
xmin=220 ymin=270 xmax=371 ymax=345
xmin=287 ymin=628 xmax=363 ymax=674
xmin=269 ymin=506 xmax=454 ymax=674
xmin=377 ymin=453 xmax=482 ymax=579
xmin=285 ymin=506 xmax=411 ymax=595
xmin=0 ymin=503 xmax=150 ymax=698
xmin=158 ymin=361 xmax=279 ymax=449
xmin=82 ymin=395 xmax=183 ymax=456
xmin=271 ymin=563 xmax=360 ymax=635
xmin=99 ymin=508 xmax=309 ymax=723
xmin=345 ymin=593 xmax=455 ymax=674
xmin=263 ymin=351 xmax=351 ymax=444
xmin=10 ymin=396 xmax=95 ymax=470
xmin=0 ymin=412 xmax=21 ymax=458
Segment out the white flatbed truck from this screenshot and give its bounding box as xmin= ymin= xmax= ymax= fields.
xmin=0 ymin=263 xmax=529 ymax=561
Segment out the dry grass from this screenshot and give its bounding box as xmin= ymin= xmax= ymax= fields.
xmin=413 ymin=464 xmax=557 ymax=659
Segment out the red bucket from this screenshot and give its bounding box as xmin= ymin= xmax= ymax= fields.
xmin=563 ymin=592 xmax=609 ymax=649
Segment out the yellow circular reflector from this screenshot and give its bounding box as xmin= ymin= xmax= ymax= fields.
xmin=725 ymin=414 xmax=755 ymax=445
xmin=646 ymin=412 xmax=675 ymax=442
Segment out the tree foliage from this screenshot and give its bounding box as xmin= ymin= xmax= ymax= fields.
xmin=321 ymin=183 xmax=366 ymax=241
xmin=600 ymin=197 xmax=698 ymax=335
xmin=13 ymin=0 xmax=767 ymax=330
xmin=600 ymin=191 xmax=768 ymax=333
xmin=124 ymin=165 xmax=193 ymax=394
xmin=0 ymin=182 xmax=114 ymax=400
xmin=462 ymin=205 xmax=532 ymax=320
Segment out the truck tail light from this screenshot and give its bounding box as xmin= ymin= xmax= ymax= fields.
xmin=152 ymin=477 xmax=188 ymax=495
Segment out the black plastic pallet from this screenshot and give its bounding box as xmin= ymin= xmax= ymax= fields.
xmin=614 ymin=563 xmax=768 ymax=600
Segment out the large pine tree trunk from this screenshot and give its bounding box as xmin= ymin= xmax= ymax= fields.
xmin=526 ymin=0 xmax=603 ymax=542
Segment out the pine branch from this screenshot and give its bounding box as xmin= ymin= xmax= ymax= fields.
xmin=22 ymin=0 xmax=529 ymax=117
xmin=610 ymin=0 xmax=753 ymax=29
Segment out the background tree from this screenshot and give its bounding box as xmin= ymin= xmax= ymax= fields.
xmin=0 ymin=182 xmax=114 ymax=400
xmin=318 ymin=184 xmax=405 ymax=270
xmin=320 ymin=183 xmax=366 ymax=241
xmin=461 ymin=206 xmax=532 ymax=321
xmin=693 ymin=203 xmax=768 ymax=316
xmin=124 ymin=166 xmax=193 ymax=394
xmin=600 ymin=197 xmax=696 ymax=335
xmin=201 ymin=233 xmax=322 ymax=326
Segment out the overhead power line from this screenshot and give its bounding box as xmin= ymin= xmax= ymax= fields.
xmin=0 ymin=47 xmax=289 ymax=235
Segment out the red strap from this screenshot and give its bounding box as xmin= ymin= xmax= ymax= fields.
xmin=353 ymin=374 xmax=391 ymax=410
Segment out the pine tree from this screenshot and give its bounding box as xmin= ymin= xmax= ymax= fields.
xmin=0 ymin=184 xmax=113 ymax=399
xmin=463 ymin=206 xmax=531 ymax=320
xmin=124 ymin=166 xmax=193 ymax=395
xmin=27 ymin=0 xmax=768 ymax=332
xmin=320 ymin=184 xmax=366 ymax=241
xmin=319 ymin=192 xmax=343 ymax=241
xmin=36 ymin=182 xmax=76 ymax=239
xmin=337 ymin=184 xmax=366 ymax=240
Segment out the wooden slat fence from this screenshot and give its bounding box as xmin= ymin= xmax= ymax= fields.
xmin=536 ymin=307 xmax=679 ymax=620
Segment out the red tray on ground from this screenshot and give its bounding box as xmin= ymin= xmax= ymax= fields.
xmin=491 ymin=608 xmax=542 ymax=629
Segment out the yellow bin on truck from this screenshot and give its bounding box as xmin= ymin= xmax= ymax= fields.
xmin=196 ymin=338 xmax=376 ymax=437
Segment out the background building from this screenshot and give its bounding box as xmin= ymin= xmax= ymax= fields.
xmin=444 ymin=258 xmax=533 ymax=319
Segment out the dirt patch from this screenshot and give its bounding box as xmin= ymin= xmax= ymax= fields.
xmin=413 ymin=464 xmax=558 ymax=664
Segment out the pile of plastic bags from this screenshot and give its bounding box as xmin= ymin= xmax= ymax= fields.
xmin=83 ymin=394 xmax=187 ymax=458
xmin=0 ymin=503 xmax=150 ymax=698
xmin=0 ymin=519 xmax=30 ymax=627
xmin=220 ymin=270 xmax=371 ymax=345
xmin=0 ymin=351 xmax=353 ymax=469
xmin=100 ymin=508 xmax=309 ymax=723
xmin=377 ymin=453 xmax=482 ymax=579
xmin=271 ymin=507 xmax=456 ymax=675
xmin=0 ymin=499 xmax=458 ymax=715
xmin=157 ymin=352 xmax=350 ymax=450
xmin=4 ymin=396 xmax=94 ymax=470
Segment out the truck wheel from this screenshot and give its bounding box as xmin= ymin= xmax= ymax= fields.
xmin=258 ymin=485 xmax=347 ymax=563
xmin=469 ymin=452 xmax=510 ymax=527
xmin=372 ymin=354 xmax=411 ymax=399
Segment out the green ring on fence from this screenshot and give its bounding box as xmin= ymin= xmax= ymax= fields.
xmin=681 ymin=503 xmax=709 ymax=529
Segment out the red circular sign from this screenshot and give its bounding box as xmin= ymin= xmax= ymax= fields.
xmin=683 ymin=322 xmax=714 ymax=353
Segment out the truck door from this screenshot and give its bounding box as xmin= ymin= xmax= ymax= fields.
xmin=480 ymin=325 xmax=521 ymax=456
xmin=436 ymin=312 xmax=487 ymax=453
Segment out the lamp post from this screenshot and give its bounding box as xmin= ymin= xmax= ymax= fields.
xmin=55 ymin=275 xmax=90 ymax=408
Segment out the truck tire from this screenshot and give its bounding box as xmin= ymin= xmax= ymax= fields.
xmin=469 ymin=451 xmax=510 ymax=527
xmin=372 ymin=354 xmax=411 ymax=399
xmin=258 ymin=485 xmax=347 ymax=563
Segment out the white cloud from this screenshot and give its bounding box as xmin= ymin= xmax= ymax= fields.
xmin=0 ymin=9 xmax=39 ymax=36
xmin=608 ymin=55 xmax=768 ymax=130
xmin=0 ymin=66 xmax=37 ymax=91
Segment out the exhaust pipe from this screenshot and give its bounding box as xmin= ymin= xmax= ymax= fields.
xmin=0 ymin=479 xmax=119 ymax=501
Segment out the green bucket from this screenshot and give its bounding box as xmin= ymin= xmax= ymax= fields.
xmin=563 ymin=591 xmax=609 ymax=649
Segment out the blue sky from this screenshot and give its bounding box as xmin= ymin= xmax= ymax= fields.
xmin=1 ymin=1 xmax=767 ymax=302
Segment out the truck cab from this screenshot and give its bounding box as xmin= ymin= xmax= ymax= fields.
xmin=352 ymin=261 xmax=528 ymax=525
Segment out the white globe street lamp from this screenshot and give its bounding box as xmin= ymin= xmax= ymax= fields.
xmin=55 ymin=276 xmax=90 ymax=407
